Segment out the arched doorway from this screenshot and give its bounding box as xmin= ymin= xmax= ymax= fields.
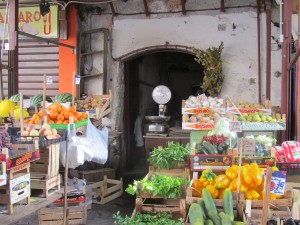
xmin=123 ymin=50 xmax=204 ymax=171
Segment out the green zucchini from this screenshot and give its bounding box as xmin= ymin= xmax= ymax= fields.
xmin=203 ymin=188 xmax=221 ymax=225
xmin=202 ymin=142 xmax=218 ymax=154
xmin=219 ymin=212 xmax=232 ymax=225
xmin=223 ymin=189 xmax=234 ymax=221
xmin=197 ymin=199 xmax=208 ymax=220
xmin=205 ymin=219 xmax=214 ymax=225
xmin=188 ymin=203 xmax=204 ymax=225
xmin=233 ymin=221 xmax=245 ymax=225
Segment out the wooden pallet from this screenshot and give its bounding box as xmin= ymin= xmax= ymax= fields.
xmin=38 ymin=205 xmax=87 ymax=225
xmin=78 ymin=168 xmax=115 ymax=183
xmin=31 ymin=143 xmax=60 ymax=179
xmin=31 ymin=173 xmax=61 ymax=198
xmin=89 ymin=175 xmax=123 ymax=205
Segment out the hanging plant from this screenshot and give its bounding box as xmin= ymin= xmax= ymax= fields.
xmin=192 ymin=42 xmax=224 ymax=97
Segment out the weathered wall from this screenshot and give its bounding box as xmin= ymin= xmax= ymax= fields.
xmin=78 ymin=0 xmax=282 ymax=130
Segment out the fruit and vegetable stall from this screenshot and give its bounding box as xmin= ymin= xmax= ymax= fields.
xmin=118 ymin=93 xmax=300 ymax=225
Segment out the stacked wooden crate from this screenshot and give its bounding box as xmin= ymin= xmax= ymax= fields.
xmin=30 ymin=141 xmax=61 ymax=197
xmin=133 ymin=166 xmax=190 ymax=220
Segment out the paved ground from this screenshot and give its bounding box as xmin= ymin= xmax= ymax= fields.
xmin=7 ymin=161 xmax=148 ymax=225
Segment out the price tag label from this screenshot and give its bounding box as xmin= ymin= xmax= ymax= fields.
xmin=229 ymin=121 xmax=243 ymax=132
xmin=75 ymin=75 xmax=81 ymax=84
xmin=22 ymin=99 xmax=31 ymax=109
xmin=238 ymin=138 xmax=256 ymax=156
xmin=270 ymin=171 xmax=287 ymax=195
xmin=46 ymin=76 xmax=53 ymax=84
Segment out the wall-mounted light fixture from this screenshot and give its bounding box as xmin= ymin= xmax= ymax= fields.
xmin=40 ymin=0 xmax=50 ymax=16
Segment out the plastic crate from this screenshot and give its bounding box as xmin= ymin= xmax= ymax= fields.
xmin=277 ymin=162 xmax=300 ymax=176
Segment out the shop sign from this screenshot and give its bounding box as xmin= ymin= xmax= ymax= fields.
xmin=0 ymin=5 xmax=58 ymax=39
xmin=190 ymin=154 xmax=233 ymax=171
xmin=10 ymin=173 xmax=30 ymax=204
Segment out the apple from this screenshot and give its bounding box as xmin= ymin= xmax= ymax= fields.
xmin=44 ymin=129 xmax=53 ymax=136
xmin=51 ymin=129 xmax=58 ymax=135
xmin=30 ymin=129 xmax=39 ymax=136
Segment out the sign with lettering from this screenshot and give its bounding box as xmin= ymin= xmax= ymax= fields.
xmin=270 ymin=171 xmax=287 ymax=195
xmin=0 ymin=174 xmax=7 ymax=187
xmin=238 ymin=138 xmax=256 ymax=156
xmin=234 ymin=156 xmax=276 ymax=168
xmin=4 ymin=150 xmax=40 ymax=170
xmin=0 ymin=5 xmax=58 ymax=39
xmin=182 ymin=122 xmax=214 ymax=130
xmin=229 ymin=121 xmax=243 ymax=132
xmin=46 ymin=76 xmax=53 ymax=84
xmin=242 ymin=122 xmax=286 ymax=131
xmin=23 ymin=99 xmax=31 ymax=109
xmin=227 ymin=108 xmax=272 ymax=115
xmin=75 ymin=75 xmax=81 ymax=84
xmin=190 ymin=154 xmax=233 ymax=171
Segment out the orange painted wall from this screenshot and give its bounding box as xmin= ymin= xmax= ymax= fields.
xmin=58 ymin=5 xmax=77 ymax=93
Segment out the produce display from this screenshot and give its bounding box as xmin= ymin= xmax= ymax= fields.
xmin=227 ymin=100 xmax=266 ymax=109
xmin=24 ymin=104 xmax=88 ymax=125
xmin=244 ymin=134 xmax=276 ymax=156
xmin=30 ymin=94 xmax=53 ymax=106
xmin=126 ymin=174 xmax=189 ymax=199
xmin=113 ymin=211 xmax=184 ymax=225
xmin=0 ymin=100 xmax=19 ymax=118
xmin=148 ymin=142 xmax=190 ymax=169
xmin=9 ymin=94 xmax=30 ymax=103
xmin=182 ymin=109 xmax=224 ymax=124
xmin=183 ymin=94 xmax=225 ymax=108
xmin=197 ymin=134 xmax=230 ymax=154
xmin=53 ymin=93 xmax=73 ymax=103
xmin=187 ymin=188 xmax=242 ymax=225
xmin=76 ymin=95 xmax=110 ymax=110
xmin=237 ymin=112 xmax=284 ymax=123
xmin=191 ymin=164 xmax=282 ymax=200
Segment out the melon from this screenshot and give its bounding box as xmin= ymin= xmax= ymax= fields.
xmin=30 ymin=94 xmax=53 ymax=106
xmin=54 ymin=93 xmax=73 ymax=103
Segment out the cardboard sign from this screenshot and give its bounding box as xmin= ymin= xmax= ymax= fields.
xmin=238 ymin=138 xmax=256 ymax=156
xmin=22 ymin=99 xmax=31 ymax=109
xmin=190 ymin=154 xmax=233 ymax=171
xmin=229 ymin=121 xmax=243 ymax=132
xmin=10 ymin=173 xmax=30 ymax=204
xmin=0 ymin=174 xmax=7 ymax=187
xmin=242 ymin=122 xmax=286 ymax=131
xmin=46 ymin=76 xmax=53 ymax=84
xmin=182 ymin=122 xmax=214 ymax=130
xmin=270 ymin=171 xmax=287 ymax=195
xmin=4 ymin=150 xmax=40 ymax=170
xmin=75 ymin=75 xmax=81 ymax=84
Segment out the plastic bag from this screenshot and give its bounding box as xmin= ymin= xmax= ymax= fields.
xmin=85 ymin=119 xmax=108 ymax=164
xmin=208 ymin=118 xmax=238 ymax=141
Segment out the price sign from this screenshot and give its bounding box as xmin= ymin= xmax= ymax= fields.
xmin=238 ymin=138 xmax=256 ymax=156
xmin=270 ymin=171 xmax=287 ymax=195
xmin=22 ymin=99 xmax=31 ymax=109
xmin=46 ymin=76 xmax=53 ymax=84
xmin=229 ymin=121 xmax=242 ymax=132
xmin=75 ymin=75 xmax=81 ymax=84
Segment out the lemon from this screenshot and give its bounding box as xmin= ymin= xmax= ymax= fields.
xmin=0 ymin=100 xmax=15 ymax=113
xmin=13 ymin=108 xmax=30 ymax=119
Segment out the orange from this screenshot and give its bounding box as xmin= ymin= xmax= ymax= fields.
xmin=68 ymin=106 xmax=76 ymax=113
xmin=63 ymin=120 xmax=69 ymax=124
xmin=38 ymin=109 xmax=47 ymax=117
xmin=50 ymin=111 xmax=58 ymax=120
xmin=48 ymin=120 xmax=54 ymax=124
xmin=24 ymin=119 xmax=30 ymax=124
xmin=56 ymin=120 xmax=63 ymax=124
xmin=32 ymin=114 xmax=40 ymax=121
xmin=57 ymin=114 xmax=65 ymax=122
xmin=63 ymin=111 xmax=70 ymax=119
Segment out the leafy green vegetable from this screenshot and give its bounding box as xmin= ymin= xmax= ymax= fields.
xmin=113 ymin=211 xmax=184 ymax=225
xmin=125 ymin=174 xmax=189 ymax=199
xmin=148 ymin=142 xmax=190 ymax=169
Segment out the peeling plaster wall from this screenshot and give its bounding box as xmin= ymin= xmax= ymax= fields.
xmin=79 ymin=2 xmax=282 ymax=130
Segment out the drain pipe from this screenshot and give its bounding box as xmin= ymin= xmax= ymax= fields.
xmin=257 ymin=0 xmax=262 ymax=103
xmin=266 ymin=0 xmax=272 ymax=100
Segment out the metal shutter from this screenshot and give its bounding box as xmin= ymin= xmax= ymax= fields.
xmin=1 ymin=38 xmax=59 ymax=98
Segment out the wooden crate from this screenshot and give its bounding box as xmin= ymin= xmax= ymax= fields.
xmin=135 ymin=198 xmax=186 ymax=220
xmin=89 ymin=175 xmax=123 ymax=205
xmin=31 ymin=174 xmax=61 ymax=198
xmin=38 ymin=205 xmax=87 ymax=225
xmin=78 ymin=168 xmax=115 ymax=183
xmin=31 ymin=142 xmax=60 ymax=179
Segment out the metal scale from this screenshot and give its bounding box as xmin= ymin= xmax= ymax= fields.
xmin=145 ymin=85 xmax=172 ymax=134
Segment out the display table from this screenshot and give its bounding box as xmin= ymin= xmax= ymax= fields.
xmin=144 ymin=132 xmax=190 ymax=161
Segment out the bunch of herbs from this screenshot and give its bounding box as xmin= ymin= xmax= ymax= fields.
xmin=148 ymin=142 xmax=190 ymax=169
xmin=113 ymin=211 xmax=184 ymax=225
xmin=125 ymin=174 xmax=189 ymax=199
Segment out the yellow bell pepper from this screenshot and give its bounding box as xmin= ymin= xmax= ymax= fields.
xmin=199 ymin=168 xmax=216 ymax=187
xmin=206 ymin=184 xmax=219 ymax=199
xmin=191 ymin=179 xmax=203 ymax=197
xmin=242 ymin=164 xmax=254 ymax=186
xmin=215 ymin=174 xmax=231 ymax=189
xmin=250 ymin=163 xmax=263 ymax=186
xmin=218 ymin=189 xmax=226 ymax=199
xmin=229 ymin=178 xmax=248 ymax=193
xmin=225 ymin=165 xmax=239 ymax=180
xmin=245 ymin=190 xmax=260 ymax=200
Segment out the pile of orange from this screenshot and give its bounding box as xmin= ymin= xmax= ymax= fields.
xmin=24 ymin=103 xmax=88 ymax=125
